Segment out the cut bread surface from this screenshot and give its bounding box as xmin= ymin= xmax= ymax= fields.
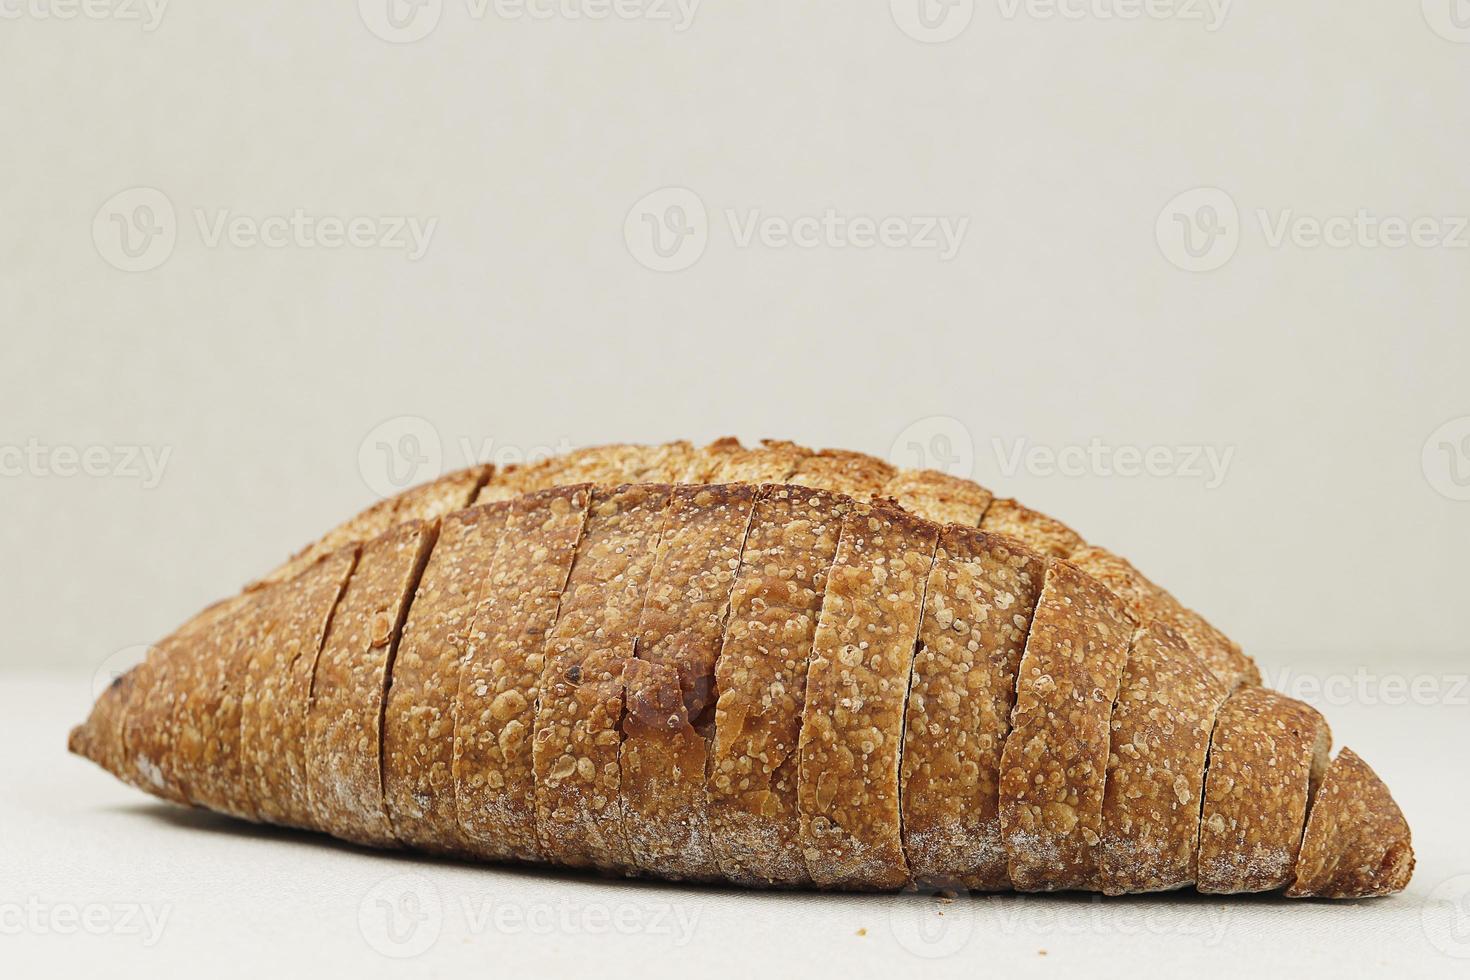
xmin=69 ymin=439 xmax=1411 ymax=897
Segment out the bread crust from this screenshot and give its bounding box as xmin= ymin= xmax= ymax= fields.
xmin=981 ymin=499 xmax=1085 ymax=560
xmin=706 ymin=485 xmax=849 ymax=886
xmin=788 ymin=448 xmax=896 ymax=500
xmin=1286 ymin=748 xmax=1414 ymax=898
xmin=1071 ymin=546 xmax=1258 ymax=689
xmin=900 ymin=527 xmax=1044 ymax=890
xmin=1098 ymin=621 xmax=1229 ymax=895
xmin=531 ymin=484 xmax=671 ymax=872
xmin=881 ymin=469 xmax=993 ymax=527
xmin=999 ymin=559 xmax=1136 ymax=892
xmin=797 ymin=503 xmax=939 ymax=890
xmin=453 ymin=485 xmax=592 ymax=862
xmin=238 ymin=548 xmax=358 ymax=828
xmin=383 ymin=504 xmax=508 ymax=853
xmin=620 ymin=484 xmax=757 ymax=880
xmin=305 ymin=520 xmax=436 ymax=846
xmin=1197 ymin=686 xmax=1329 ymax=893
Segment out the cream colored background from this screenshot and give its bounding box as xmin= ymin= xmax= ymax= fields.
xmin=3 ymin=2 xmax=1468 ymax=680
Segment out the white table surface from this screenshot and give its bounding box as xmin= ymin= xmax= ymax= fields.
xmin=7 ymin=665 xmax=1468 ymax=978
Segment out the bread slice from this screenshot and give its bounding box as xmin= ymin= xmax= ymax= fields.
xmin=382 ymin=504 xmax=508 ymax=853
xmin=620 ymin=484 xmax=757 ymax=880
xmin=797 ymin=503 xmax=939 ymax=889
xmin=999 ymin=559 xmax=1136 ymax=891
xmin=900 ymin=527 xmax=1044 ymax=890
xmin=1098 ymin=621 xmax=1229 ymax=895
xmin=1197 ymin=687 xmax=1330 ymax=893
xmin=453 ymin=485 xmax=592 ymax=862
xmin=1286 ymin=748 xmax=1414 ymax=898
xmin=981 ymin=499 xmax=1085 ymax=559
xmin=881 ymin=469 xmax=993 ymax=527
xmin=706 ymin=485 xmax=848 ymax=886
xmin=304 ymin=520 xmax=436 ymax=847
xmin=531 ymin=484 xmax=670 ymax=872
xmin=788 ymin=448 xmax=896 ymax=500
xmin=239 ymin=548 xmax=358 ymax=828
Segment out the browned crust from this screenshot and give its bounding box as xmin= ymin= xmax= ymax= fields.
xmin=881 ymin=469 xmax=994 ymax=527
xmin=265 ymin=466 xmax=488 ymax=587
xmin=382 ymin=504 xmax=509 ymax=853
xmin=678 ymin=437 xmax=745 ymax=483
xmin=119 ymin=637 xmax=197 ymax=805
xmin=1197 ymin=686 xmax=1330 ymax=893
xmin=239 ymin=548 xmax=358 ymax=828
xmin=981 ymin=498 xmax=1085 ymax=560
xmin=304 ymin=520 xmax=437 ymax=846
xmin=706 ymin=485 xmax=849 ymax=886
xmin=453 ymin=485 xmax=593 ymax=862
xmin=1286 ymin=748 xmax=1414 ymax=898
xmin=999 ymin=558 xmax=1136 ymax=892
xmin=68 ymin=666 xmax=140 ymax=781
xmin=1070 ymin=545 xmax=1258 ymax=689
xmin=797 ymin=503 xmax=940 ymax=890
xmin=710 ymin=439 xmax=810 ymax=485
xmin=788 ymin=448 xmax=896 ymax=500
xmin=900 ymin=527 xmax=1045 ymax=890
xmin=531 ymin=484 xmax=671 ymax=872
xmin=1098 ymin=621 xmax=1229 ymax=895
xmin=620 ymin=484 xmax=757 ymax=880
xmin=162 ymin=600 xmax=260 ymax=819
xmin=481 ymin=445 xmax=694 ymax=503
